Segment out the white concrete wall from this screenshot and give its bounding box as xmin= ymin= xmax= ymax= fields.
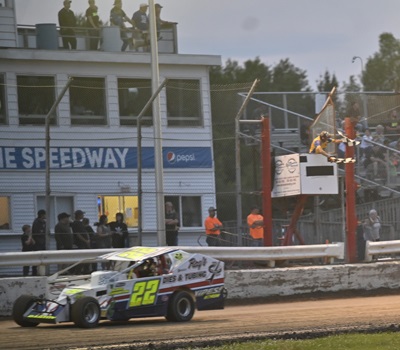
xmin=2 ymin=262 xmax=400 ymax=316
xmin=0 ymin=276 xmax=47 ymax=316
xmin=226 ymin=262 xmax=400 ymax=299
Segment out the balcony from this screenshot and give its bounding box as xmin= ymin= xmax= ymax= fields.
xmin=14 ymin=23 xmax=178 ymax=54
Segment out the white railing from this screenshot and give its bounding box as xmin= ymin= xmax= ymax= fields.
xmin=0 ymin=243 xmax=345 ymax=275
xmin=365 ymin=240 xmax=400 ymax=262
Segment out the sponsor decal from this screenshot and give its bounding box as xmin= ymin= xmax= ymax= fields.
xmin=0 ymin=147 xmax=212 ymax=169
xmin=188 ymin=257 xmax=207 ymax=270
xmin=286 ymin=158 xmax=298 ymax=173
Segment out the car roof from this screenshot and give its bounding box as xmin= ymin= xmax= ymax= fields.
xmin=99 ymin=246 xmax=179 ymax=261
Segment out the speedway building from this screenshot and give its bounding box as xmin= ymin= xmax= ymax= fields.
xmin=0 ymin=1 xmax=220 ymax=241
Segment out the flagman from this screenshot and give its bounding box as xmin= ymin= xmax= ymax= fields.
xmin=309 ymin=131 xmax=343 ymax=161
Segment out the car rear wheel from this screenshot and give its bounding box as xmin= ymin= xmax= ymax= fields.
xmin=166 ymin=291 xmax=195 ymax=322
xmin=12 ymin=295 xmax=39 ymax=327
xmin=71 ymin=297 xmax=100 ymax=328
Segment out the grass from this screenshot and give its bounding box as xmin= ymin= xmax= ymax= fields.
xmin=185 ymin=332 xmax=400 ymax=350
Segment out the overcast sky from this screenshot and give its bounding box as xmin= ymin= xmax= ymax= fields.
xmin=14 ymin=0 xmax=400 ymax=90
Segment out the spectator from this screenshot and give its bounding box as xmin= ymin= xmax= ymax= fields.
xmin=109 ymin=212 xmax=129 ymax=248
xmin=95 ymin=214 xmax=112 ymax=270
xmin=71 ymin=210 xmax=90 ymax=274
xmin=21 ymin=224 xmax=37 ymax=276
xmin=132 ymin=3 xmax=149 ymax=31
xmin=85 ymin=0 xmax=100 ymax=50
xmin=32 ymin=209 xmax=46 ymax=251
xmin=384 ymin=110 xmax=400 ymax=142
xmin=364 ymin=143 xmax=388 ymax=182
xmin=154 ymin=3 xmax=177 ymax=38
xmin=363 ymin=209 xmax=381 ymax=242
xmin=83 ymin=217 xmax=96 ymax=248
xmin=58 ymin=0 xmax=77 ymax=50
xmin=110 ymin=0 xmax=134 ymax=51
xmin=346 ymin=101 xmax=363 ymax=131
xmin=71 ymin=210 xmax=90 ymax=249
xmin=247 ymin=206 xmax=264 ymax=246
xmin=360 ymin=128 xmax=373 ymax=159
xmin=54 ymin=212 xmax=73 ymax=250
xmin=372 ymin=124 xmax=386 ymax=145
xmin=165 ymin=202 xmax=179 ymax=246
xmin=204 ymin=206 xmax=223 ymax=246
xmin=83 ymin=217 xmax=97 ymax=272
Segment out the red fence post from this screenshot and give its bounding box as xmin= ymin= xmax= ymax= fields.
xmin=344 ymin=117 xmax=358 ymax=262
xmin=261 ymin=116 xmax=273 ymax=246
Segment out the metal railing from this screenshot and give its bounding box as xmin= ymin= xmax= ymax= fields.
xmin=365 ymin=239 xmax=400 ymax=262
xmin=0 ymin=243 xmax=345 ymax=275
xmin=16 ymin=24 xmax=178 ymax=53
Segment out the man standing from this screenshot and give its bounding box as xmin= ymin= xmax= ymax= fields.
xmin=71 ymin=210 xmax=90 ymax=274
xmin=71 ymin=210 xmax=90 ymax=249
xmin=85 ymin=0 xmax=100 ymax=50
xmin=109 ymin=212 xmax=129 ymax=248
xmin=165 ymin=202 xmax=179 ymax=246
xmin=204 ymin=207 xmax=223 ymax=246
xmin=32 ymin=209 xmax=46 ymax=251
xmin=132 ymin=3 xmax=149 ymax=31
xmin=55 ymin=212 xmax=73 ymax=250
xmin=58 ymin=0 xmax=77 ymax=50
xmin=247 ymin=206 xmax=264 ymax=246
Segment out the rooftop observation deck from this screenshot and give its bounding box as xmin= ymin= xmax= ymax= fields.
xmin=0 ymin=2 xmax=178 ymax=53
xmin=13 ymin=23 xmax=178 ymax=54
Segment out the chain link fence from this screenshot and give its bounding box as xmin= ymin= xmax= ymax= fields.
xmin=3 ymin=78 xmax=400 ymax=248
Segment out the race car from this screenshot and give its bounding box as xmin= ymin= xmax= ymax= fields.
xmin=13 ymin=246 xmax=225 ymax=328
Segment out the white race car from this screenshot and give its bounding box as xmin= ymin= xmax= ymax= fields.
xmin=13 ymin=246 xmax=225 ymax=328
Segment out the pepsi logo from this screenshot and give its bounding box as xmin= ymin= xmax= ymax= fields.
xmin=167 ymin=151 xmax=176 ymax=164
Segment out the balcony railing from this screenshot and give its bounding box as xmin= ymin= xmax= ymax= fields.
xmin=16 ymin=23 xmax=178 ymax=54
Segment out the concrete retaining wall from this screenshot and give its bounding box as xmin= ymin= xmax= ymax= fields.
xmin=0 ymin=277 xmax=47 ymax=316
xmin=1 ymin=262 xmax=400 ymax=316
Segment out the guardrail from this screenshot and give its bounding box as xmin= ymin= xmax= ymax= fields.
xmin=365 ymin=240 xmax=400 ymax=262
xmin=0 ymin=243 xmax=345 ymax=275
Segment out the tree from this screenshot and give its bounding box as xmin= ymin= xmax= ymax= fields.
xmin=209 ymin=57 xmax=314 ymax=221
xmin=363 ymin=33 xmax=400 ymax=91
xmin=316 ymin=70 xmax=338 ymax=93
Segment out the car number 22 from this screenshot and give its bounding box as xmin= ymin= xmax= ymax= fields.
xmin=129 ymin=279 xmax=160 ymax=307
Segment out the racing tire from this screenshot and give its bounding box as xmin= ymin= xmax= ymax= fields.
xmin=12 ymin=295 xmax=39 ymax=327
xmin=165 ymin=291 xmax=195 ymax=322
xmin=71 ymin=297 xmax=101 ymax=328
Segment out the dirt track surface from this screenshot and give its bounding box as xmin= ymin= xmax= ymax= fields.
xmin=2 ymin=293 xmax=400 ymax=350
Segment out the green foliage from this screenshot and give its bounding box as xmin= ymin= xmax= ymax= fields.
xmin=363 ymin=33 xmax=400 ymax=91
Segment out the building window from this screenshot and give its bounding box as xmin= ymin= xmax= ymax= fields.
xmin=0 ymin=196 xmax=11 ymax=229
xmin=97 ymin=195 xmax=138 ymax=227
xmin=17 ymin=75 xmax=56 ymax=125
xmin=36 ymin=196 xmax=74 ymax=232
xmin=118 ymin=78 xmax=153 ymax=126
xmin=70 ymin=77 xmax=107 ymax=125
xmin=166 ymin=79 xmax=202 ymax=127
xmin=165 ymin=196 xmax=202 ymax=228
xmin=0 ymin=74 xmax=6 ymax=124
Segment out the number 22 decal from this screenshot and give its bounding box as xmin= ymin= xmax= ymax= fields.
xmin=129 ymin=279 xmax=160 ymax=307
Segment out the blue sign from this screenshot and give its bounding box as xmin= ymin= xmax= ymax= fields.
xmin=0 ymin=147 xmax=212 ymax=170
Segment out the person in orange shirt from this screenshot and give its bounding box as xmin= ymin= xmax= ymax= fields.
xmin=247 ymin=206 xmax=264 ymax=246
xmin=204 ymin=207 xmax=223 ymax=246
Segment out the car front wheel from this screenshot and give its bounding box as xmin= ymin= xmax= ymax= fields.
xmin=166 ymin=291 xmax=195 ymax=322
xmin=71 ymin=297 xmax=100 ymax=328
xmin=12 ymin=295 xmax=39 ymax=327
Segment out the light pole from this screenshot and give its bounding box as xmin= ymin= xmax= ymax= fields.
xmin=352 ymin=55 xmax=368 ymax=128
xmin=352 ymin=56 xmax=364 ymax=85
